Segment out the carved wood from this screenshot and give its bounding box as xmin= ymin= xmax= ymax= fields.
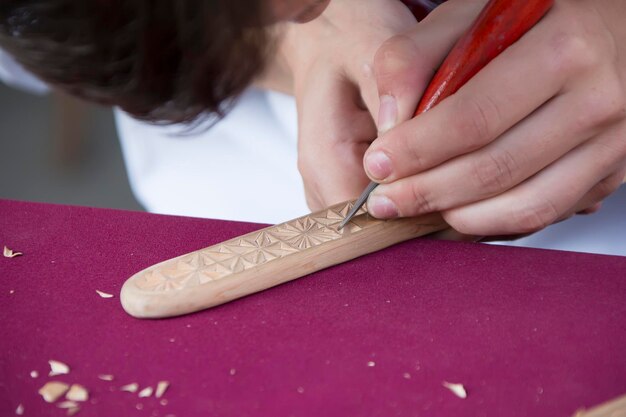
xmin=121 ymin=201 xmax=446 ymax=318
xmin=573 ymin=393 xmax=626 ymax=417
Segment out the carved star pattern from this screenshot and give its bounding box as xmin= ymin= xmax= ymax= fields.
xmin=310 ymin=202 xmax=379 ymax=234
xmin=197 ymin=234 xmax=298 ymax=273
xmin=139 ymin=269 xmax=191 ymax=291
xmin=273 ymin=217 xmax=341 ymax=249
xmin=137 ymin=253 xmax=232 ymax=291
xmin=136 ymin=202 xmax=378 ymax=292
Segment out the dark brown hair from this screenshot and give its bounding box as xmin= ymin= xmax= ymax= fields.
xmin=0 ymin=0 xmax=272 ymax=123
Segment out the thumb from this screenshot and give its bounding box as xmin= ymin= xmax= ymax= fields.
xmin=374 ymin=0 xmax=486 ymax=133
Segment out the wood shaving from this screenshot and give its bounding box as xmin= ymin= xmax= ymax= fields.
xmin=442 ymin=381 xmax=467 ymax=399
xmin=3 ymin=246 xmax=23 ymax=258
xmin=95 ymin=290 xmax=114 ymax=298
xmin=15 ymin=404 xmax=24 ymax=415
xmin=30 ymin=370 xmax=39 ymax=378
xmin=57 ymin=401 xmax=78 ymax=409
xmin=98 ymin=374 xmax=114 ymax=381
xmin=66 ymin=384 xmax=89 ymax=402
xmin=120 ymin=383 xmax=139 ymax=393
xmin=48 ymin=360 xmax=70 ymax=376
xmin=39 ymin=381 xmax=70 ymax=403
xmin=138 ymin=386 xmax=153 ymax=398
xmin=155 ymin=381 xmax=169 ymax=398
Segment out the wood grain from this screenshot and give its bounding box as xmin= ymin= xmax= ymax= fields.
xmin=121 ymin=201 xmax=446 ymax=318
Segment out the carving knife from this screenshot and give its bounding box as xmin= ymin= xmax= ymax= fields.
xmin=338 ymin=0 xmax=555 ymax=229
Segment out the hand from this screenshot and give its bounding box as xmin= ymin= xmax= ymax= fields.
xmin=364 ymin=0 xmax=626 ymax=236
xmin=276 ymin=0 xmax=420 ymax=210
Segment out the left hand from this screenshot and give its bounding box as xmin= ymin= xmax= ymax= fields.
xmin=277 ymin=0 xmax=421 ymax=210
xmin=364 ymin=0 xmax=626 ymax=237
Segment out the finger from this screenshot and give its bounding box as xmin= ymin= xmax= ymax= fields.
xmin=441 ymin=124 xmax=626 ymax=236
xmin=549 ymin=158 xmax=625 ymax=220
xmin=459 ymin=161 xmax=625 ymax=237
xmin=364 ymin=3 xmax=598 ymax=185
xmin=563 ymin=167 xmax=626 ymax=219
xmin=373 ymin=0 xmax=486 ymax=133
xmin=368 ymin=75 xmax=623 ymax=219
xmin=346 ymin=3 xmax=421 ymax=121
xmin=295 ymin=72 xmax=375 ymax=210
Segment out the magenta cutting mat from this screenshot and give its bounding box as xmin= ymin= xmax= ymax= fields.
xmin=1 ymin=199 xmax=625 ymax=417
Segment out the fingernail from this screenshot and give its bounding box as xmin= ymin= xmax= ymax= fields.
xmin=367 ymin=194 xmax=398 ymax=218
xmin=378 ymin=95 xmax=397 ymax=133
xmin=365 ymin=151 xmax=392 ymax=181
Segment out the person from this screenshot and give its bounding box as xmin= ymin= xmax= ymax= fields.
xmin=0 ymin=0 xmax=625 ymax=255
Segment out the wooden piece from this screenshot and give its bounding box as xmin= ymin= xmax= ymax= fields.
xmin=573 ymin=393 xmax=626 ymax=417
xmin=121 ymin=201 xmax=446 ymax=318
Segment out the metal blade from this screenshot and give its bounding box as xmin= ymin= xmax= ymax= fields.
xmin=337 ymin=181 xmax=379 ymax=230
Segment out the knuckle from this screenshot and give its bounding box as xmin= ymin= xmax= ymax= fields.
xmin=512 ymin=198 xmax=561 ymax=234
xmin=406 ymin=144 xmax=427 ymax=174
xmin=304 ymin=191 xmax=322 ymax=212
xmin=399 ymin=181 xmax=434 ymax=215
xmin=577 ymin=170 xmax=625 ymax=214
xmin=470 ymin=150 xmax=519 ymax=194
xmin=548 ymin=32 xmax=597 ymax=76
xmin=377 ymin=126 xmax=426 ymax=175
xmin=442 ymin=210 xmax=475 ymax=236
xmin=592 ymin=175 xmax=622 ymax=200
xmin=577 ymin=80 xmax=626 ymax=129
xmin=374 ymin=34 xmax=420 ymax=89
xmin=592 ymin=135 xmax=626 ymax=165
xmin=599 ymin=80 xmax=626 ymax=122
xmin=393 ymin=132 xmax=426 ymax=174
xmin=452 ymin=94 xmax=500 ymax=149
xmin=296 ymin=152 xmax=315 ymax=179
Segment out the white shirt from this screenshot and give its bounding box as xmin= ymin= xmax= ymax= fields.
xmin=115 ymin=89 xmax=309 ymax=224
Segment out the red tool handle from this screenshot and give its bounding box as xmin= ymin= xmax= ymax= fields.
xmin=415 ymin=0 xmax=554 ymax=115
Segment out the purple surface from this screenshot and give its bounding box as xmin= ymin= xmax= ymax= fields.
xmin=1 ymin=199 xmax=625 ymax=417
